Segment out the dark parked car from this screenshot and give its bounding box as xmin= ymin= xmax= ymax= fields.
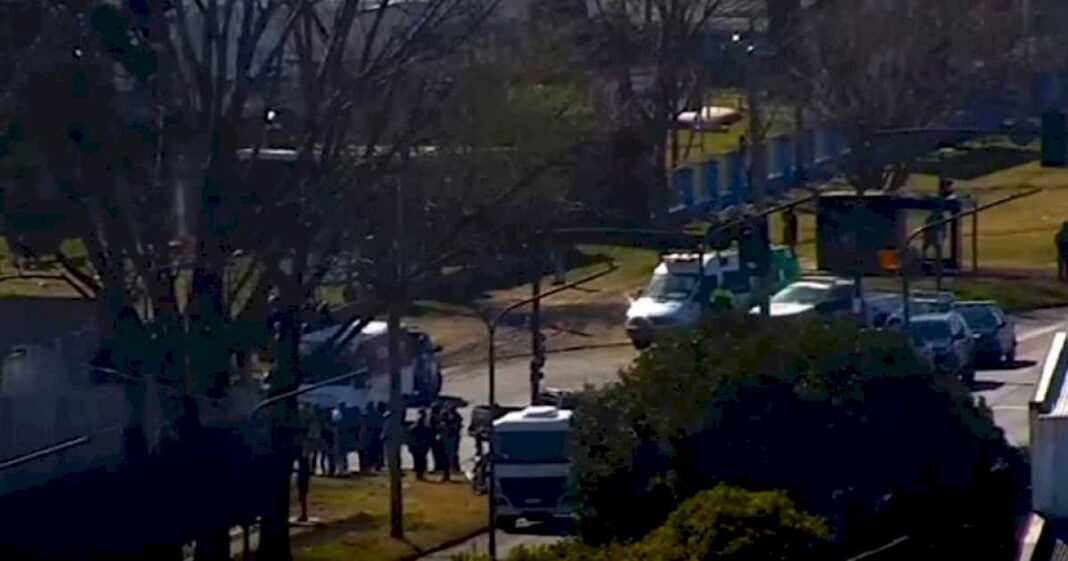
xmin=954 ymin=300 xmax=1016 ymax=364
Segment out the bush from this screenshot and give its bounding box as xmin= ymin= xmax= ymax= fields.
xmin=569 ymin=315 xmax=1024 ymax=557
xmin=454 ymin=485 xmax=828 ymax=561
xmin=634 ymin=484 xmax=830 ymax=560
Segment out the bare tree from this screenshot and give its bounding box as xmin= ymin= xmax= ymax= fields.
xmin=793 ymin=0 xmax=1022 ymax=192
xmin=585 ymin=0 xmax=726 ymax=221
xmin=0 ymin=0 xmax=589 ymax=558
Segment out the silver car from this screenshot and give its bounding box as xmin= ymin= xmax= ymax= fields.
xmin=908 ymin=312 xmax=977 ymax=385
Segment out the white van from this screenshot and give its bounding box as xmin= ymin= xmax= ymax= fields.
xmin=625 ymin=248 xmax=799 ymax=348
xmin=296 ymin=321 xmax=443 ymax=411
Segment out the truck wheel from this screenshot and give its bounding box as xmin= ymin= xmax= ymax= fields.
xmin=496 ymin=516 xmax=519 ymax=532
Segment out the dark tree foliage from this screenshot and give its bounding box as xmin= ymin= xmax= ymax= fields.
xmin=570 ymin=315 xmax=1025 ymax=558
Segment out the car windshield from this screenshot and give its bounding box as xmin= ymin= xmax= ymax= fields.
xmin=496 ymin=430 xmax=568 ymax=464
xmin=644 ymin=273 xmax=698 ymax=301
xmin=909 ymin=320 xmax=952 ymax=343
xmin=771 ymin=284 xmax=829 ymax=305
xmin=955 ymin=306 xmax=999 ymax=331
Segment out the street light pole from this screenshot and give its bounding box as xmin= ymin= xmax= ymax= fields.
xmin=0 ymin=435 xmax=90 ymax=471
xmin=900 ymin=188 xmax=1042 ymax=327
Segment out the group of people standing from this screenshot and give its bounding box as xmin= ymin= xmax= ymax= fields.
xmin=406 ymin=403 xmax=463 ymax=481
xmin=296 ymin=400 xmax=464 ymax=480
xmin=299 ymin=401 xmax=389 ymax=477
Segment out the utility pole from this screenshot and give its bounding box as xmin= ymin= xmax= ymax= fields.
xmin=387 ymin=168 xmax=405 ymax=539
xmin=745 ymin=22 xmax=770 ymax=317
xmin=529 ymin=271 xmax=544 ymax=404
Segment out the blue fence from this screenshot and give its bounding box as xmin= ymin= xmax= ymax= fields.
xmin=668 ymin=127 xmax=847 ymax=217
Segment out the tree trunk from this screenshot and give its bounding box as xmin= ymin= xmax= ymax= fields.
xmin=387 ymin=297 xmax=405 ymax=539
xmin=257 ymin=305 xmax=301 ymax=561
xmin=649 ymin=133 xmax=668 ymax=224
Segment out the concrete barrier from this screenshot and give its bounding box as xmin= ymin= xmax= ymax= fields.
xmin=1031 ymin=332 xmax=1068 ymax=518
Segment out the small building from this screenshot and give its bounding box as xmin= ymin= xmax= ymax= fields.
xmin=815 ymin=190 xmax=970 ymax=276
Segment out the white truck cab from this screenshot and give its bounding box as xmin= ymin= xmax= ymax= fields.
xmin=493 ymin=406 xmax=573 ymax=530
xmin=625 ymin=248 xmax=799 ymax=348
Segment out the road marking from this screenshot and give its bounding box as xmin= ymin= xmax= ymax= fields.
xmin=1019 ymin=321 xmax=1068 ymax=343
xmin=992 ymin=405 xmax=1029 ymax=411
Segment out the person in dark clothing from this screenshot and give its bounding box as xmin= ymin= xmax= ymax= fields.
xmin=429 ymin=403 xmax=445 ymax=473
xmin=330 ymin=403 xmax=350 ymax=475
xmin=341 ymin=404 xmax=362 ymax=475
xmin=923 ymin=208 xmax=945 ymax=260
xmin=296 ymin=454 xmax=312 ymax=522
xmin=782 ymin=208 xmax=798 ymax=255
xmin=321 ymin=408 xmax=336 ymax=476
xmin=445 ymin=405 xmax=463 ymax=473
xmin=408 ymin=409 xmax=433 ymax=480
xmin=440 ymin=404 xmax=462 ymax=481
xmin=1057 ymin=222 xmax=1068 ymax=281
xmin=363 ymin=401 xmax=384 ymax=472
xmin=373 ymin=401 xmax=388 ymax=471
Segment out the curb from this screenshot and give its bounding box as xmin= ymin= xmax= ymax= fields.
xmin=401 ymin=528 xmax=489 ymax=561
xmin=442 ymin=340 xmax=633 ymax=368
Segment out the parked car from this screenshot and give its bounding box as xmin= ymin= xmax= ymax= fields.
xmin=907 ymin=312 xmax=976 ymax=384
xmin=759 ymin=277 xmax=855 ymax=318
xmin=884 ymin=294 xmax=956 ymax=327
xmin=954 ymin=300 xmax=1016 ymax=364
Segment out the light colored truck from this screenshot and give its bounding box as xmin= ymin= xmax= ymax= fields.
xmin=493 ymin=406 xmax=574 ymax=530
xmin=625 ymin=248 xmax=800 ymax=347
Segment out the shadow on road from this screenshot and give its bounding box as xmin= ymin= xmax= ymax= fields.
xmin=977 ymin=359 xmax=1037 ymax=372
xmin=505 ymin=518 xmax=574 ymax=537
xmin=971 ymin=380 xmax=1005 ymax=392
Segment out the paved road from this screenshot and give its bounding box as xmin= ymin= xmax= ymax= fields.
xmin=425 ymin=307 xmax=1068 ymax=559
xmin=975 ymin=307 xmax=1068 ymax=447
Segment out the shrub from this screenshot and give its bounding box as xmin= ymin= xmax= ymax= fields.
xmin=634 ymin=484 xmax=830 ymax=561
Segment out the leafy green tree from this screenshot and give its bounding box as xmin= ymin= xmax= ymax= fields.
xmin=570 ymin=315 xmax=1023 ymax=557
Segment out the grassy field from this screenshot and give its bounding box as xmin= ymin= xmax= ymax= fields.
xmin=291 ymin=475 xmax=486 ymax=561
xmin=867 ymin=274 xmax=1068 ymax=313
xmin=763 ymin=146 xmax=1068 ymax=272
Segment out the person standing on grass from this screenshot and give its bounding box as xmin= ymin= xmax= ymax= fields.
xmin=408 ymin=409 xmax=432 ymax=480
xmin=296 ymin=453 xmax=312 ymax=522
xmin=320 ymin=407 xmax=336 ymax=476
xmin=306 ymin=405 xmax=324 ymax=475
xmin=331 ymin=402 xmax=348 ymax=475
xmin=374 ymin=401 xmax=389 ymax=471
xmin=429 ymin=403 xmax=445 ymax=473
xmin=362 ymin=401 xmax=384 ymax=472
xmin=445 ymin=404 xmax=463 ymax=473
xmin=439 ymin=404 xmax=462 ymax=481
xmin=340 ymin=404 xmax=361 ymax=475
xmin=1057 ymin=221 xmax=1068 ymax=281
